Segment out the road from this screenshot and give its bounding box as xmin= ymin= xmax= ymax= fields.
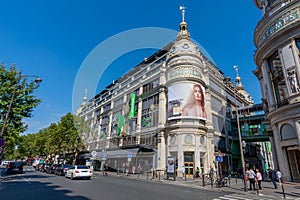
xmin=0 ymin=166 xmax=231 ymax=200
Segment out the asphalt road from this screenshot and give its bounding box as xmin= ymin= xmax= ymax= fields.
xmin=0 ymin=166 xmax=230 ymax=200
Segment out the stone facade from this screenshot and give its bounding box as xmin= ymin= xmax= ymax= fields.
xmin=253 ymin=0 xmax=300 ymax=182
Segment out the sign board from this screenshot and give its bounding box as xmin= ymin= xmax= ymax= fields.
xmin=0 ymin=139 xmax=5 ymax=147
xmin=128 ymin=154 xmax=132 ymax=158
xmin=91 ymin=151 xmax=97 ymax=157
xmin=216 ymin=155 xmax=223 ymax=162
xmin=167 ymin=157 xmax=175 ymax=173
xmin=127 ymin=157 xmax=131 ymax=162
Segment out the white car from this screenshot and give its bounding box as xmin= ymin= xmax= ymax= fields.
xmin=65 ymin=165 xmax=92 ymax=180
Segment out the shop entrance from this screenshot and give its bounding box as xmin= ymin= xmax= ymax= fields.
xmin=184 ymin=162 xmax=194 ymax=178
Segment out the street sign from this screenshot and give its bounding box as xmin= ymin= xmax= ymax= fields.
xmin=0 ymin=139 xmax=5 ymax=147
xmin=91 ymin=151 xmax=97 ymax=157
xmin=216 ymin=155 xmax=223 ymax=162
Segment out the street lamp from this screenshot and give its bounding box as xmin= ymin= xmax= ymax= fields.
xmin=0 ymin=73 xmax=42 ymax=139
xmin=237 ymin=110 xmax=247 ymax=192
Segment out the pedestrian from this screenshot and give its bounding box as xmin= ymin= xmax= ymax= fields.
xmin=132 ymin=165 xmax=136 ymax=175
xmin=209 ymin=165 xmax=214 ymax=178
xmin=247 ymin=168 xmax=256 ymax=190
xmin=255 ymin=169 xmax=262 ymax=191
xmin=268 ymin=167 xmax=277 ymax=189
xmin=276 ymin=169 xmax=282 ymax=185
xmin=194 ymin=167 xmax=200 ymax=178
xmin=182 ymin=166 xmax=185 ymax=179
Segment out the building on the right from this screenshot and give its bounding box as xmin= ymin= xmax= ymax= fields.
xmin=253 ymin=0 xmax=300 ymax=182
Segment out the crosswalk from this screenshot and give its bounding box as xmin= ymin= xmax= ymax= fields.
xmin=213 ymin=194 xmax=276 ymax=200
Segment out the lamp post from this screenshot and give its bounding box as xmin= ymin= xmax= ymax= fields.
xmin=0 ymin=73 xmax=42 ymax=140
xmin=236 ymin=103 xmax=247 ymax=192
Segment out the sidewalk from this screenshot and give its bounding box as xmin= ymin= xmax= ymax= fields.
xmin=96 ymin=171 xmax=300 ymax=200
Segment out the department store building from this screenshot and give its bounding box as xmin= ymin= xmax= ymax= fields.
xmin=253 ymin=0 xmax=300 ymax=182
xmin=76 ymin=8 xmax=254 ymax=177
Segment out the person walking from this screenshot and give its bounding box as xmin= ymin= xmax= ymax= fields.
xmin=181 ymin=166 xmax=185 ymax=180
xmin=268 ymin=168 xmax=278 ymax=189
xmin=276 ymin=169 xmax=282 ymax=185
xmin=255 ymin=169 xmax=262 ymax=191
xmin=247 ymin=168 xmax=256 ymax=190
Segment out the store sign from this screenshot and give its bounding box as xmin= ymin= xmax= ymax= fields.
xmin=168 ymin=66 xmax=202 ymax=80
xmin=258 ymin=9 xmax=300 ymax=46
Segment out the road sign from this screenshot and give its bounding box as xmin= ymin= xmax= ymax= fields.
xmin=0 ymin=139 xmax=5 ymax=147
xmin=91 ymin=151 xmax=97 ymax=157
xmin=216 ymin=155 xmax=223 ymax=162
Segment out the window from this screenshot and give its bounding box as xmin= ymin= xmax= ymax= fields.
xmin=296 ymin=39 xmax=300 ymax=52
xmin=267 ymin=52 xmax=288 ymax=107
xmin=141 ymin=94 xmax=159 ymax=128
xmin=143 ymin=79 xmax=159 ymax=93
xmin=103 ymin=103 xmax=111 ymax=113
xmin=114 ymin=97 xmax=123 ymax=107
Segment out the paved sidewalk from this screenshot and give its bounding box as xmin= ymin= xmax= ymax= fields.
xmin=96 ymin=171 xmax=300 ymax=200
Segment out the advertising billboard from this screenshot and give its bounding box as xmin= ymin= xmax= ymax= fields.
xmin=168 ymin=83 xmax=206 ymax=120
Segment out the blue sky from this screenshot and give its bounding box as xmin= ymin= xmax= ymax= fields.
xmin=0 ymin=1 xmax=262 ymax=134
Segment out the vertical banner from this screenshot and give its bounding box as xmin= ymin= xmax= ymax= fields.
xmin=130 ymin=93 xmax=136 ymax=118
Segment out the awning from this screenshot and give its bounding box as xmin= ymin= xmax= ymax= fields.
xmin=107 ymin=148 xmax=140 ymax=158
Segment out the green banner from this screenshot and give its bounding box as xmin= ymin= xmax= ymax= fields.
xmin=118 ymin=115 xmax=124 ymax=135
xmin=267 ymin=142 xmax=272 ymax=153
xmin=130 ymin=93 xmax=136 ymax=118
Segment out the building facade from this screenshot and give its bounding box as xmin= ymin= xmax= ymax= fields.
xmin=253 ymin=0 xmax=300 ymax=182
xmin=76 ymin=8 xmax=254 ymax=177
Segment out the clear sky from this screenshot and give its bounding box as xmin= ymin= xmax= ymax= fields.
xmin=0 ymin=0 xmax=262 ymax=134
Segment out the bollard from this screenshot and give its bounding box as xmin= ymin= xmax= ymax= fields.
xmin=235 ymin=176 xmax=237 ymax=184
xmin=202 ymin=174 xmax=205 ymax=187
xmin=281 ymin=181 xmax=286 ymax=199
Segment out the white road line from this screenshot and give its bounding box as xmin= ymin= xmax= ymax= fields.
xmin=224 ymin=195 xmax=253 ymax=200
xmin=219 ymin=196 xmax=238 ymax=200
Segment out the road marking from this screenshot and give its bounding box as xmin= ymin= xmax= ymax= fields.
xmin=223 ymin=195 xmax=253 ymax=200
xmin=219 ymin=196 xmax=239 ymax=200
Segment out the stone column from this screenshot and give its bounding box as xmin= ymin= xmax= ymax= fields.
xmin=177 ymin=133 xmax=184 ymax=177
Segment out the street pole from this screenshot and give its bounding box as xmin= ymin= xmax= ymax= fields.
xmin=236 ymin=105 xmax=247 ymax=192
xmin=0 ymin=87 xmax=16 ymax=138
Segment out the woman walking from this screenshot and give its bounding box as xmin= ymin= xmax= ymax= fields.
xmin=256 ymin=169 xmax=263 ymax=191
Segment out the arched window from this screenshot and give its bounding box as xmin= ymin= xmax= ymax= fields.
xmin=280 ymin=123 xmax=297 ymax=140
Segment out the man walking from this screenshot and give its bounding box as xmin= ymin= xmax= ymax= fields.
xmin=247 ymin=168 xmax=256 ymax=190
xmin=268 ymin=168 xmax=278 ymax=189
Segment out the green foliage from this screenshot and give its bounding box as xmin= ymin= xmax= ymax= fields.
xmin=17 ymin=113 xmax=86 ymax=160
xmin=0 ymin=64 xmax=41 ymax=159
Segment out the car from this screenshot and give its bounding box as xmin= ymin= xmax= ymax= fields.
xmin=65 ymin=165 xmax=92 ymax=180
xmin=6 ymin=161 xmax=24 ymax=174
xmin=55 ymin=164 xmax=72 ymax=176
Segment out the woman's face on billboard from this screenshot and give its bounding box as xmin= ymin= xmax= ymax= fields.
xmin=193 ymin=85 xmax=202 ymax=101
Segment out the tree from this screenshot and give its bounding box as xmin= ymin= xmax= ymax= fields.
xmin=0 ymin=64 xmax=41 ymax=159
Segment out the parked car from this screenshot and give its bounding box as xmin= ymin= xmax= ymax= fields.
xmin=65 ymin=165 xmax=92 ymax=180
xmin=47 ymin=164 xmax=59 ymax=174
xmin=6 ymin=161 xmax=24 ymax=174
xmin=55 ymin=164 xmax=72 ymax=176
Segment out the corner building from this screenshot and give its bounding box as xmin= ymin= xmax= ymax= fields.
xmin=76 ymin=8 xmax=254 ymax=177
xmin=253 ymin=0 xmax=300 ymax=182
